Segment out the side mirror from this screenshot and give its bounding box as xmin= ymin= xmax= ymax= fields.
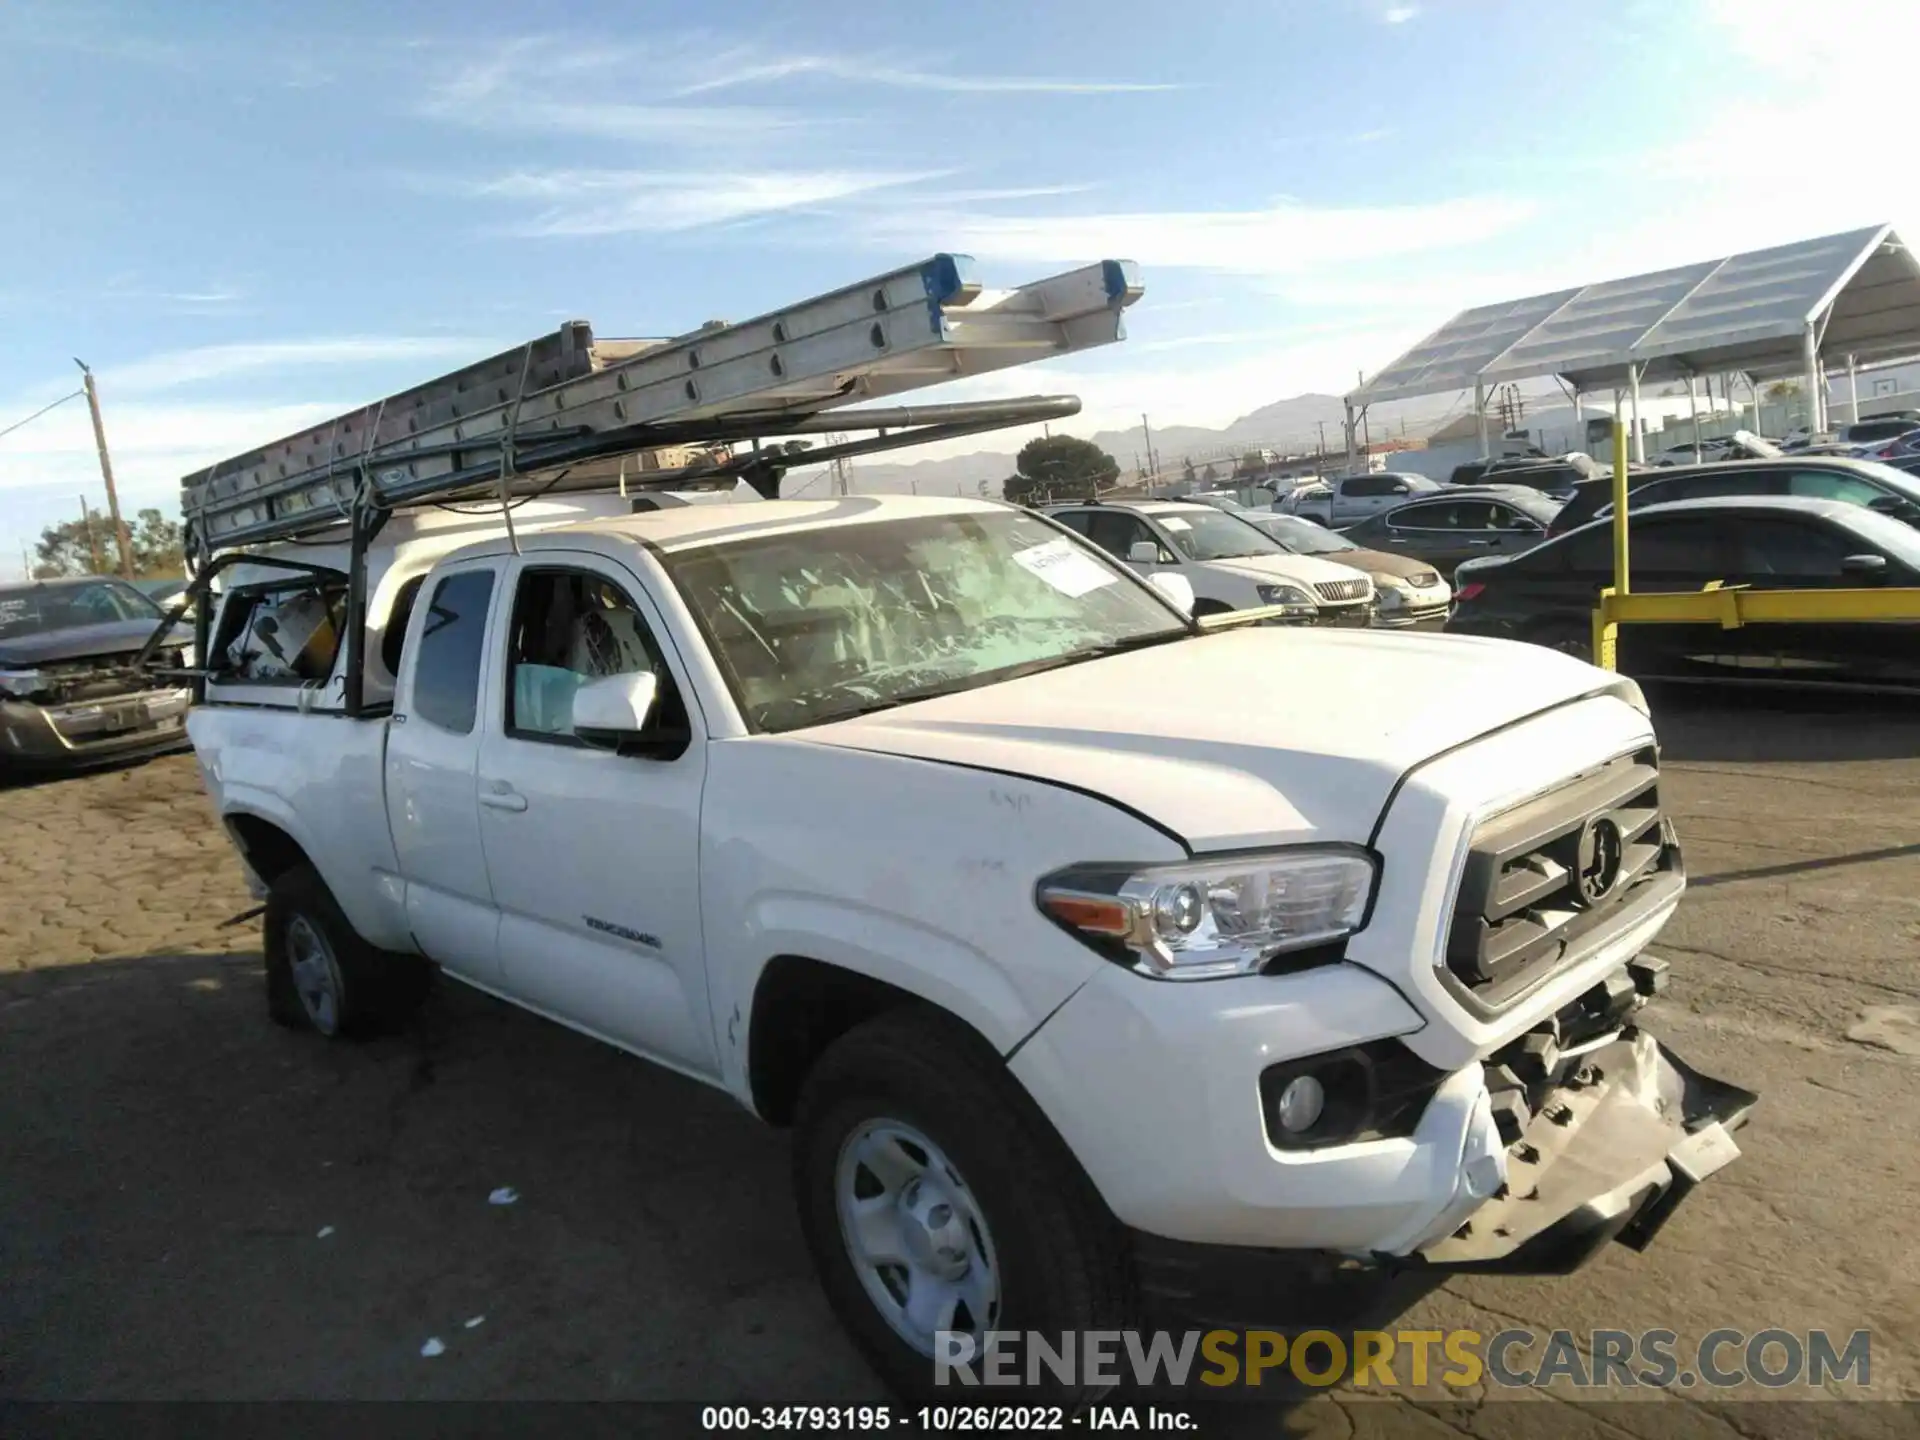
xmin=1127 ymin=540 xmax=1162 ymax=565
xmin=571 ymin=671 xmax=659 ymax=749
xmin=1840 ymin=553 xmax=1889 ymax=580
xmin=1149 ymin=572 xmax=1196 ymax=615
xmin=1867 ymin=494 xmax=1910 ymax=514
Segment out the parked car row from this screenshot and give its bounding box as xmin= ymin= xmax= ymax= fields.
xmin=1152 ymin=453 xmax=1919 ymax=696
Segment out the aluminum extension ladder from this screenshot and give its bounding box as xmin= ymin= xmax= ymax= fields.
xmin=182 ymin=254 xmax=1144 ymax=550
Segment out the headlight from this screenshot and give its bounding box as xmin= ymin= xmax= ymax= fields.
xmin=1607 ymin=676 xmax=1651 ymax=716
xmin=0 ymin=669 xmax=48 ymax=700
xmin=1255 ymin=583 xmax=1315 ymax=608
xmin=1037 ymin=847 xmax=1378 ymax=980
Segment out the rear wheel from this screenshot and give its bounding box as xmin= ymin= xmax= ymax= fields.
xmin=263 ymin=863 xmax=431 ymax=1038
xmin=792 ymin=1007 xmax=1137 ymax=1403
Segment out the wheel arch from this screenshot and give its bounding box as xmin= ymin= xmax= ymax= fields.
xmin=746 ymin=952 xmax=1061 ymax=1129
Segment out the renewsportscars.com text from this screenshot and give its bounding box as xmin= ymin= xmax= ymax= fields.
xmin=934 ymin=1328 xmax=1872 ymax=1391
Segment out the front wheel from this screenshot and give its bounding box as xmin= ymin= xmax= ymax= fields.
xmin=792 ymin=1008 xmax=1137 ymax=1403
xmin=263 ymin=863 xmax=432 ymax=1038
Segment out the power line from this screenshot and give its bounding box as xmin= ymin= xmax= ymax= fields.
xmin=0 ymin=389 xmax=85 ymax=443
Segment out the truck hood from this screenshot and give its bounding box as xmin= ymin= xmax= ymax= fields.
xmin=801 ymin=627 xmax=1634 ymax=852
xmin=0 ymin=619 xmax=187 ymax=668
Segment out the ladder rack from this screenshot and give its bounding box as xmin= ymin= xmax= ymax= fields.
xmin=182 ymin=254 xmax=1143 ymax=554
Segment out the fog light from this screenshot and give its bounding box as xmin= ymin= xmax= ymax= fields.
xmin=1275 ymin=1074 xmax=1326 ymax=1133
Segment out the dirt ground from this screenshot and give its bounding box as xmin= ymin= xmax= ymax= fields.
xmin=2 ymin=688 xmax=1917 ymax=1438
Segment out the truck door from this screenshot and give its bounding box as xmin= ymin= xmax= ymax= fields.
xmin=383 ymin=560 xmax=504 ymax=985
xmin=473 ymin=556 xmax=718 ymax=1079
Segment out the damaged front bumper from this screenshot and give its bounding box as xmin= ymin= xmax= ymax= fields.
xmin=0 ymin=688 xmax=193 ymax=769
xmin=1405 ymin=1029 xmax=1757 ymax=1275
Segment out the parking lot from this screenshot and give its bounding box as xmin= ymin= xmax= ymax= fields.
xmin=2 ymin=689 xmax=1917 ymax=1436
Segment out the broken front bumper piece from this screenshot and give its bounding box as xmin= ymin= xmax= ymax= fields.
xmin=1409 ymin=1030 xmax=1757 ymax=1275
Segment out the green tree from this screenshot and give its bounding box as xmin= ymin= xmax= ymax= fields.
xmin=130 ymin=509 xmax=185 ymax=576
xmin=1002 ymin=435 xmax=1120 ymax=506
xmin=33 ymin=507 xmax=185 ymax=579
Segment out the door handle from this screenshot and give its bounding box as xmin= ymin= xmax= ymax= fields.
xmin=480 ymin=785 xmax=528 ymax=813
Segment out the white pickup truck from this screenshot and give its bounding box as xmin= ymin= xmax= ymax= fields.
xmin=188 ymin=493 xmax=1755 ymax=1398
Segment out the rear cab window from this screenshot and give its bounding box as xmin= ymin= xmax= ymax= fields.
xmin=409 ymin=568 xmax=497 ymax=734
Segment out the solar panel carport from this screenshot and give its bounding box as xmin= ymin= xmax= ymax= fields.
xmin=1345 ymin=224 xmax=1920 ymax=464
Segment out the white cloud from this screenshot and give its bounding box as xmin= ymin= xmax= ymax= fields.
xmin=673 ymin=53 xmax=1179 ymax=96
xmin=865 ymin=195 xmax=1537 ymax=275
xmin=1382 ymin=5 xmax=1421 ymax=22
xmin=460 ymin=169 xmax=942 ymax=237
xmin=97 ymin=337 xmax=494 ymax=395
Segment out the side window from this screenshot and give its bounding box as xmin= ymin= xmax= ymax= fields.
xmin=1457 ymin=502 xmax=1505 ymax=529
xmin=380 ymin=574 xmax=426 ymax=679
xmin=1729 ymin=518 xmax=1856 ymax=576
xmin=411 ymin=569 xmax=496 ymax=734
xmin=1087 ymin=512 xmax=1161 ymax=561
xmin=1491 ymin=504 xmax=1544 ymax=531
xmin=1787 ymin=471 xmax=1887 ymax=506
xmin=1343 ymin=476 xmax=1390 ymax=498
xmin=1628 ymin=519 xmax=1729 ymax=575
xmin=505 ymin=569 xmax=690 ymax=745
xmin=1387 ymin=501 xmax=1449 ymax=530
xmin=1050 ymin=510 xmax=1093 ymax=536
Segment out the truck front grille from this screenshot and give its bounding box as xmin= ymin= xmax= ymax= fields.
xmin=1443 ymin=747 xmax=1680 ymax=1009
xmin=1314 ymin=578 xmax=1371 ymax=603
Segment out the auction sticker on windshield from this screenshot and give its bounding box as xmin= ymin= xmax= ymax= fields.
xmin=1013 ymin=538 xmax=1119 ymax=598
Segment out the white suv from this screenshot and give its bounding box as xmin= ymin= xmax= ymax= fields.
xmin=1048 ymin=500 xmax=1374 ymax=623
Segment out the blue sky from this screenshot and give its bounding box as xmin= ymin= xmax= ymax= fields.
xmin=1 ymin=0 xmax=1911 ymax=573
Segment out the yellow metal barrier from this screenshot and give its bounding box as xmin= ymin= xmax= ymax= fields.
xmin=1589 ymin=413 xmax=1920 ymax=668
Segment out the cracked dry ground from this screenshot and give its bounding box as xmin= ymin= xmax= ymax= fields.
xmin=1 ymin=688 xmax=1916 ymax=1440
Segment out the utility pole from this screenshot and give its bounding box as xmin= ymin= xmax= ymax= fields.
xmin=75 ymin=360 xmax=134 ymax=578
xmin=1140 ymin=414 xmax=1159 ymax=495
xmin=78 ymin=495 xmax=106 ymax=574
xmin=1316 ymin=420 xmax=1326 ymax=458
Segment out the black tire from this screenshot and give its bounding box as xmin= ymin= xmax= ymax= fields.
xmin=792 ymin=1006 xmax=1137 ymax=1404
xmin=263 ymin=863 xmax=432 ymax=1038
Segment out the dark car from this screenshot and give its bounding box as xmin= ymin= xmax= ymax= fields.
xmin=0 ymin=577 xmax=194 ymax=774
xmin=1547 ymin=457 xmax=1920 ymax=537
xmin=1445 ymin=496 xmax=1920 ymax=693
xmin=1836 ymin=416 xmax=1920 ymax=447
xmin=1336 ymin=485 xmax=1563 ymax=579
xmin=1448 ymin=454 xmax=1602 ymax=500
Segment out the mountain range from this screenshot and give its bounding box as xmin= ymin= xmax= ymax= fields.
xmin=786 ymin=391 xmax=1466 ymax=499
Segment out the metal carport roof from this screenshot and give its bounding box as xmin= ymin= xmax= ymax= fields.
xmin=1348 ymin=224 xmax=1920 ymax=406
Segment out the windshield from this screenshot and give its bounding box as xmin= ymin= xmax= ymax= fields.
xmin=1841 ymin=460 xmax=1920 ymax=501
xmin=1152 ymin=508 xmax=1286 ymax=561
xmin=662 ymin=510 xmax=1190 ymax=734
xmin=1250 ymin=513 xmax=1357 ymax=555
xmin=0 ymin=579 xmax=163 ymax=640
